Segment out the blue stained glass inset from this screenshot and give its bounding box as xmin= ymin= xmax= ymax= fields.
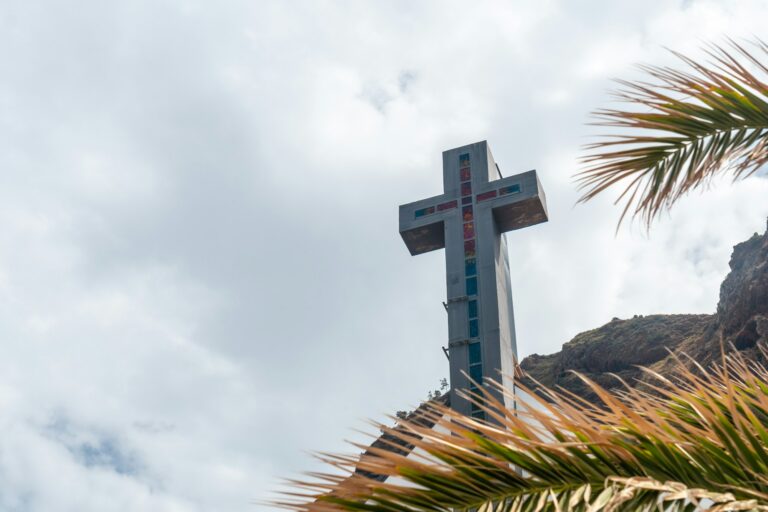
xmin=468 ymin=299 xmax=478 ymax=319
xmin=465 ymin=258 xmax=477 ymax=277
xmin=499 ymin=184 xmax=521 ymax=195
xmin=469 ymin=318 xmax=479 ymax=338
xmin=469 ymin=364 xmax=483 ymax=384
xmin=466 ymin=277 xmax=478 ymax=296
xmin=414 ymin=206 xmax=435 ymax=218
xmin=468 ymin=342 xmax=481 ymax=364
xmin=461 ymin=196 xmax=472 ymax=205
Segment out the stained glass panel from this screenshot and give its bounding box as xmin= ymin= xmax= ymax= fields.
xmin=466 ymin=276 xmax=478 ymax=295
xmin=414 ymin=206 xmax=435 ymax=218
xmin=461 ymin=182 xmax=472 ymax=196
xmin=461 ymin=196 xmax=472 ymax=205
xmin=499 ymin=184 xmax=521 ymax=195
xmin=469 ymin=364 xmax=483 ymax=384
xmin=464 ymin=239 xmax=476 ymax=258
xmin=468 ymin=342 xmax=481 ymax=364
xmin=460 ymin=167 xmax=471 ymax=181
xmin=459 ymin=153 xmax=470 ymax=167
xmin=463 ymin=222 xmax=474 ymax=240
xmin=477 ymin=190 xmax=497 ymax=202
xmin=465 ymin=258 xmax=476 ymax=277
xmin=469 ymin=318 xmax=479 ymax=338
xmin=437 ymin=200 xmax=457 ymax=211
xmin=462 ymin=205 xmax=473 ymax=221
xmin=468 ymin=299 xmax=478 ymax=318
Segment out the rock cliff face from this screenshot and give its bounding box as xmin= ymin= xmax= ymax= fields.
xmin=520 ymin=219 xmax=768 ymax=399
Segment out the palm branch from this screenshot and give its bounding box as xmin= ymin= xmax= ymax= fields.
xmin=277 ymin=350 xmax=768 ymax=511
xmin=577 ymin=39 xmax=768 ymax=228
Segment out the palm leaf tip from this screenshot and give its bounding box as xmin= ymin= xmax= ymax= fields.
xmin=577 ymin=38 xmax=768 ymax=228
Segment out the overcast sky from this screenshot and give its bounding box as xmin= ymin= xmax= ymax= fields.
xmin=1 ymin=1 xmax=768 ymax=510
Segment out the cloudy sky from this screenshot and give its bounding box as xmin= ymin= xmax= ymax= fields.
xmin=1 ymin=1 xmax=768 ymax=510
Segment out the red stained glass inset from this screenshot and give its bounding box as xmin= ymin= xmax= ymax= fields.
xmin=462 ymin=205 xmax=473 ymax=222
xmin=463 ymin=221 xmax=475 ymax=240
xmin=464 ymin=239 xmax=476 ymax=258
xmin=460 ymin=167 xmax=471 ymax=181
xmin=477 ymin=190 xmax=497 ymax=202
xmin=437 ymin=200 xmax=458 ymax=211
xmin=461 ymin=182 xmax=472 ymax=196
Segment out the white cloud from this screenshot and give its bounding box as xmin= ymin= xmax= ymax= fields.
xmin=0 ymin=0 xmax=767 ymax=510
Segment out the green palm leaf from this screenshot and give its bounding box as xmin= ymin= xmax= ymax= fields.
xmin=577 ymin=39 xmax=768 ymax=228
xmin=276 ymin=350 xmax=768 ymax=511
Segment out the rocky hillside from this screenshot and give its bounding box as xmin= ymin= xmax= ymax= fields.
xmin=520 ymin=218 xmax=768 ymax=399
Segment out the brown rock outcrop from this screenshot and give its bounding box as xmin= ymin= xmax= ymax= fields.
xmin=521 ymin=218 xmax=768 ymax=399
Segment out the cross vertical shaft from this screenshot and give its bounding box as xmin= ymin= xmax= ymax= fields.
xmin=399 ymin=141 xmax=548 ymax=419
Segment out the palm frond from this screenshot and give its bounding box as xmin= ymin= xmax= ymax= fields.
xmin=577 ymin=39 xmax=768 ymax=228
xmin=276 ymin=348 xmax=768 ymax=511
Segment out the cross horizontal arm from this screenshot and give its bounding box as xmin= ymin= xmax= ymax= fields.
xmin=399 ymin=193 xmax=456 ymax=255
xmin=476 ymin=170 xmax=548 ymax=233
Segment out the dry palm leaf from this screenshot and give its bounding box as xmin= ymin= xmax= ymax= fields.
xmin=275 ymin=348 xmax=768 ymax=511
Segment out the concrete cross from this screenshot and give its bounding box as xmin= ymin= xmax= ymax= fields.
xmin=399 ymin=141 xmax=548 ymax=419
